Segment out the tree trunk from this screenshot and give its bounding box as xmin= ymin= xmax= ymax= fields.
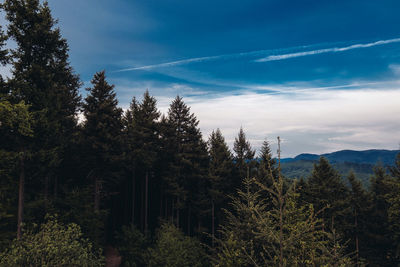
xmin=187 ymin=207 xmax=191 ymax=236
xmin=355 ymin=210 xmax=359 ymax=267
xmin=132 ymin=170 xmax=136 ymax=224
xmin=17 ymin=153 xmax=25 ymax=239
xmin=160 ymin=194 xmax=163 ymax=218
xmin=165 ymin=197 xmax=168 ymax=219
xmin=172 ymin=198 xmax=175 ymax=224
xmin=279 ymin=197 xmax=283 ymax=267
xmin=53 ymin=175 xmax=58 ymax=199
xmin=145 ymin=171 xmax=149 ymax=234
xmin=44 ymin=175 xmax=49 ymax=209
xmin=177 ymin=196 xmax=180 ymax=228
xmin=212 ymin=200 xmax=215 ymax=247
xmin=141 ymin=177 xmax=145 ymax=231
xmin=94 ymin=176 xmax=100 ymax=213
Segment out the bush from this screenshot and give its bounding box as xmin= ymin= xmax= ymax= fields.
xmin=0 ymin=215 xmax=104 ymax=267
xmin=147 ymin=223 xmax=207 ymax=267
xmin=115 ymin=224 xmax=148 ymax=267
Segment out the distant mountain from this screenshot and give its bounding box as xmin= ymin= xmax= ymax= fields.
xmin=282 ymin=149 xmax=399 ymax=165
xmin=280 ymin=149 xmax=399 ymax=185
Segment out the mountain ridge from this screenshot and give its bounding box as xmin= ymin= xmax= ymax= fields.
xmin=281 ymin=149 xmax=399 ymax=165
xmin=280 ymin=149 xmax=399 ymax=185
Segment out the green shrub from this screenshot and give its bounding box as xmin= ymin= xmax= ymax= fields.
xmin=115 ymin=224 xmax=148 ymax=267
xmin=147 ymin=223 xmax=207 ymax=267
xmin=0 ymin=215 xmax=104 ymax=267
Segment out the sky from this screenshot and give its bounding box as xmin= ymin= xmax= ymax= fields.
xmin=4 ymin=0 xmax=400 ymax=157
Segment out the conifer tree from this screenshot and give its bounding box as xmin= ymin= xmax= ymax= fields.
xmin=0 ymin=100 xmax=33 ymax=239
xmin=365 ymin=165 xmax=397 ymax=265
xmin=213 ymin=155 xmax=350 ymax=266
xmin=389 ymin=152 xmax=400 ymax=179
xmin=3 ymin=0 xmax=81 ymax=212
xmin=165 ymin=96 xmax=209 ymax=232
xmin=386 ymin=153 xmax=400 ymax=260
xmin=207 ymin=129 xmax=235 ymax=245
xmin=123 ymin=97 xmax=140 ymax=225
xmin=233 ymin=127 xmax=255 ymax=187
xmin=83 ymin=71 xmax=122 ymax=214
xmin=347 ymin=171 xmax=369 ymax=266
xmin=257 ymin=139 xmax=277 ymax=186
xmin=0 ymin=25 xmax=8 ymax=96
xmin=305 ymin=157 xmax=350 ymax=233
xmin=128 ymin=91 xmax=160 ymax=233
xmin=385 ymin=175 xmax=400 ymax=262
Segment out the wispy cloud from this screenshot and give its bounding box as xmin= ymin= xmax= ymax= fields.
xmin=256 ymin=38 xmax=400 ymax=62
xmin=114 ymin=37 xmax=400 ymax=72
xmin=114 ymin=44 xmax=323 ymax=72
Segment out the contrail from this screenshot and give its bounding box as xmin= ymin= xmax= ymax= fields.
xmin=115 ymin=37 xmax=400 ymax=72
xmin=256 ymin=38 xmax=400 ymax=62
xmin=114 ymin=44 xmax=317 ymax=72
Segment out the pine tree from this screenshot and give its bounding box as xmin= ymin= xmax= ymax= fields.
xmin=3 ymin=0 xmax=81 ymax=217
xmin=128 ymin=91 xmax=160 ymax=233
xmin=347 ymin=171 xmax=369 ymax=266
xmin=83 ymin=71 xmax=123 ymax=214
xmin=213 ymin=161 xmax=350 ymax=266
xmin=164 ymin=96 xmax=209 ymax=233
xmin=257 ymin=139 xmax=277 ymax=186
xmin=0 ymin=25 xmax=8 ymax=96
xmin=389 ymin=152 xmax=400 ymax=179
xmin=207 ymin=129 xmax=235 ymax=245
xmin=365 ymin=165 xmax=398 ymax=265
xmin=386 ymin=153 xmax=400 ymax=260
xmin=305 ymin=157 xmax=350 ymax=234
xmin=122 ymin=97 xmax=140 ymax=226
xmin=233 ymin=127 xmax=255 ymax=188
xmin=0 ymin=100 xmax=33 ymax=239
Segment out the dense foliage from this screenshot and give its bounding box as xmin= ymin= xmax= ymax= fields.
xmin=0 ymin=216 xmax=104 ymax=266
xmin=0 ymin=1 xmax=399 ymax=266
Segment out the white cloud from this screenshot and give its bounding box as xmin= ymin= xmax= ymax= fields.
xmin=389 ymin=64 xmax=400 ymax=76
xmin=155 ymin=88 xmax=400 ymax=157
xmin=256 ymin=38 xmax=400 ymax=62
xmin=114 ymin=37 xmax=400 ymax=72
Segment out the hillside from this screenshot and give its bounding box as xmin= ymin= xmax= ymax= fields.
xmin=280 ymin=149 xmax=399 ymax=185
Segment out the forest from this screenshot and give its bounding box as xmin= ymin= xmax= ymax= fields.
xmin=0 ymin=0 xmax=400 ymax=266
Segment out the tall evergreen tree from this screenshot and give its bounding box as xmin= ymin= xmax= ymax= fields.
xmin=207 ymin=128 xmax=235 ymax=245
xmin=164 ymin=96 xmax=209 ymax=233
xmin=82 ymin=71 xmax=122 ymax=214
xmin=389 ymin=152 xmax=400 ymax=179
xmin=0 ymin=25 xmax=8 ymax=96
xmin=305 ymin=157 xmax=350 ymax=234
xmin=126 ymin=91 xmax=160 ymax=233
xmin=122 ymin=97 xmax=139 ymax=226
xmin=365 ymin=165 xmax=397 ymax=265
xmin=233 ymin=127 xmax=255 ymax=187
xmin=4 ymin=0 xmax=81 ymax=141
xmin=346 ymin=171 xmax=369 ymax=266
xmin=3 ymin=0 xmax=81 ymax=217
xmin=386 ymin=153 xmax=400 ymax=260
xmin=214 ymin=170 xmax=350 ymax=266
xmin=0 ymin=100 xmax=33 ymax=239
xmin=257 ymin=139 xmax=277 ymax=186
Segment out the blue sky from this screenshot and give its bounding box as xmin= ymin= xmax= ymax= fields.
xmin=6 ymin=0 xmax=400 ymax=156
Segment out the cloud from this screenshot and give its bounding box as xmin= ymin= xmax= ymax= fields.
xmin=114 ymin=37 xmax=400 ymax=72
xmin=389 ymin=64 xmax=400 ymax=76
xmin=113 ymin=43 xmax=320 ymax=72
xmin=154 ymin=87 xmax=400 ymax=157
xmin=256 ymin=37 xmax=400 ymax=62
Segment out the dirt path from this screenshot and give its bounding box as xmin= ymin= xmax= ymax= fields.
xmin=105 ymin=246 xmax=121 ymax=267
